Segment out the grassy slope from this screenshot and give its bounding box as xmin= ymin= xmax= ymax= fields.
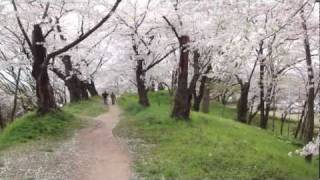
xmin=0 ymin=97 xmax=106 ymax=150
xmin=115 ymin=92 xmax=318 ymax=180
xmin=210 ymin=103 xmax=301 ymax=143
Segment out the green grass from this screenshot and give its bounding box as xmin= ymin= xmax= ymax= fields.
xmin=115 ymin=92 xmax=318 ymax=180
xmin=0 ymin=96 xmax=106 ymax=150
xmin=63 ymin=96 xmax=107 ymax=117
xmin=210 ymin=103 xmax=301 ymax=142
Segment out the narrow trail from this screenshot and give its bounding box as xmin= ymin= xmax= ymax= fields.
xmin=72 ymin=105 xmax=131 ymax=180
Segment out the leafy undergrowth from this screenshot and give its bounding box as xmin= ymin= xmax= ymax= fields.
xmin=0 ymin=96 xmax=106 ymax=150
xmin=115 ymin=92 xmax=318 ymax=180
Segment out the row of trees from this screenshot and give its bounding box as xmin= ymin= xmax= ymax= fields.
xmin=0 ymin=0 xmax=122 ymax=127
xmin=107 ymin=0 xmax=319 ymax=160
xmin=0 ymin=0 xmax=319 ymax=160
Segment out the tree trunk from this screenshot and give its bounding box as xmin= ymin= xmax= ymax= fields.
xmin=80 ymin=81 xmax=89 ymax=100
xmin=188 ymin=50 xmax=201 ymax=112
xmin=171 ymin=69 xmax=178 ymax=96
xmin=171 ymin=35 xmax=190 ymax=119
xmin=258 ymin=41 xmax=267 ymax=129
xmin=262 ymin=84 xmax=274 ymax=129
xmin=193 ymin=93 xmax=202 ymax=112
xmin=136 ymin=59 xmax=150 ymax=107
xmin=301 ymin=10 xmax=315 ymax=162
xmin=65 ymin=77 xmax=81 ymax=102
xmin=237 ymin=82 xmax=249 ymax=123
xmin=201 ymin=86 xmax=210 ymax=113
xmin=31 ymin=24 xmax=56 ymax=114
xmin=248 ymin=105 xmax=260 ymax=125
xmin=59 ymin=55 xmax=88 ymax=102
xmin=87 ymin=80 xmax=99 ymax=96
xmin=295 ymin=101 xmax=307 ymax=138
xmin=193 ymin=65 xmax=212 ymax=112
xmin=10 ymin=68 xmax=21 ymax=122
xmin=272 ymin=95 xmax=276 ymax=132
xmin=280 ymin=113 xmax=287 ymax=136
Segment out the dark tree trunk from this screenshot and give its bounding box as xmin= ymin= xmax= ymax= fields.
xmin=10 ymin=68 xmax=21 ymax=122
xmin=61 ymin=55 xmax=88 ymax=102
xmin=258 ymin=41 xmax=267 ymax=129
xmin=262 ymin=85 xmax=274 ymax=128
xmin=150 ymin=81 xmax=156 ymax=92
xmin=201 ymin=86 xmax=210 ymax=113
xmin=170 ymin=70 xmax=178 ymax=96
xmin=193 ymin=65 xmax=212 ymax=112
xmin=237 ymin=82 xmax=250 ymax=123
xmin=158 ymin=82 xmax=165 ymax=91
xmin=220 ymin=89 xmax=230 ymax=105
xmin=31 ymin=24 xmax=56 ymax=114
xmin=280 ymin=113 xmax=288 ymax=136
xmin=301 ymin=11 xmax=315 ymax=162
xmin=188 ymin=50 xmax=201 ymax=112
xmin=171 ymin=36 xmax=190 ymax=119
xmin=65 ymin=77 xmax=83 ymax=102
xmin=79 ymin=81 xmax=89 ymax=100
xmin=193 ymin=93 xmax=202 ymax=112
xmin=248 ymin=104 xmax=260 ymax=125
xmin=87 ymin=80 xmax=99 ymax=96
xmin=295 ymin=101 xmax=307 ymax=138
xmin=136 ymin=59 xmax=150 ymax=107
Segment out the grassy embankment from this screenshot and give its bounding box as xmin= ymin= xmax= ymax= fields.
xmin=115 ymin=92 xmax=318 ymax=180
xmin=0 ymin=97 xmax=106 ymax=150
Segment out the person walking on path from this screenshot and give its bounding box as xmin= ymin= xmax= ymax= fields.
xmin=102 ymin=91 xmax=109 ymax=105
xmin=111 ymin=92 xmax=116 ymax=105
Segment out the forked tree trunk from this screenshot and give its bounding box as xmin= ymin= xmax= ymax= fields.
xmin=171 ymin=36 xmax=190 ymax=119
xmin=136 ymin=59 xmax=150 ymax=107
xmin=61 ymin=55 xmax=88 ymax=102
xmin=237 ymin=82 xmax=249 ymax=123
xmin=87 ymin=79 xmax=99 ymax=96
xmin=31 ymin=24 xmax=56 ymax=114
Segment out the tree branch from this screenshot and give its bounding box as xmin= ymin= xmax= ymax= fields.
xmin=47 ymin=0 xmax=122 ymax=60
xmin=11 ymin=0 xmax=32 ymax=49
xmin=162 ymin=16 xmax=180 ymax=40
xmin=144 ymin=47 xmax=178 ymax=72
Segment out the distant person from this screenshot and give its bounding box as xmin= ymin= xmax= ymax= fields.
xmin=102 ymin=91 xmax=109 ymax=105
xmin=111 ymin=92 xmax=116 ymax=105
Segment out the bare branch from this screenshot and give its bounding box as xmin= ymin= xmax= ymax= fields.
xmin=162 ymin=16 xmax=180 ymax=40
xmin=47 ymin=0 xmax=122 ymax=60
xmin=11 ymin=0 xmax=32 ymax=49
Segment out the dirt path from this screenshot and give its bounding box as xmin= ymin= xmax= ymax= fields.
xmin=72 ymin=105 xmax=131 ymax=180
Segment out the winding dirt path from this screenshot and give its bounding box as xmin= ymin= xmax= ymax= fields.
xmin=72 ymin=105 xmax=131 ymax=180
